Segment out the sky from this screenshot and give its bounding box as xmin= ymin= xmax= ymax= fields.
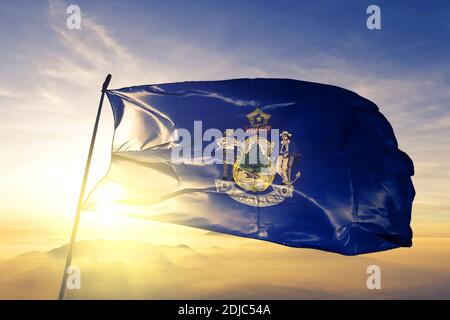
xmin=0 ymin=0 xmax=450 ymax=298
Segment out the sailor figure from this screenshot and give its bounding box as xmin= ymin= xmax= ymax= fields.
xmin=217 ymin=129 xmax=238 ymax=180
xmin=277 ymin=131 xmax=297 ymax=184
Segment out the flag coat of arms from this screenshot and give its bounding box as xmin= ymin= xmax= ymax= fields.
xmin=85 ymin=78 xmax=415 ymax=255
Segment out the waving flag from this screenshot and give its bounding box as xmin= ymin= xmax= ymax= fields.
xmin=84 ymin=78 xmax=415 ymax=255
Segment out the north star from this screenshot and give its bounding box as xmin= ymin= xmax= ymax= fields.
xmin=178 ymin=304 xmax=213 ymax=318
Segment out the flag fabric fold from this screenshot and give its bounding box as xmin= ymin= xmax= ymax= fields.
xmin=84 ymin=78 xmax=415 ymax=255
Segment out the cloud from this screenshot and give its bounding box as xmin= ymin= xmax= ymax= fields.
xmin=0 ymin=88 xmax=19 ymax=98
xmin=1 ymin=0 xmax=449 ymax=238
xmin=0 ymin=2 xmax=449 ymax=299
xmin=46 ymin=0 xmax=147 ymax=88
xmin=40 ymin=0 xmax=450 ymax=223
xmin=1 ymin=238 xmax=450 ymax=299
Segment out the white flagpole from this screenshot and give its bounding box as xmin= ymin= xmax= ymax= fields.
xmin=58 ymin=74 xmax=112 ymax=300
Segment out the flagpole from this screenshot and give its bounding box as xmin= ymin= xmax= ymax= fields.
xmin=58 ymin=74 xmax=112 ymax=300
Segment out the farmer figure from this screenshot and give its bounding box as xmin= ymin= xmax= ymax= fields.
xmin=277 ymin=131 xmax=297 ymax=184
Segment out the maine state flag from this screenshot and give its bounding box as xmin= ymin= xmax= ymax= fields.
xmin=84 ymin=78 xmax=415 ymax=255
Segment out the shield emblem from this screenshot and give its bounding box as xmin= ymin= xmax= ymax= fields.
xmin=233 ymin=136 xmax=276 ymax=192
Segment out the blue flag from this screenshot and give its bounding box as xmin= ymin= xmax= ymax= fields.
xmin=85 ymin=78 xmax=415 ymax=255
